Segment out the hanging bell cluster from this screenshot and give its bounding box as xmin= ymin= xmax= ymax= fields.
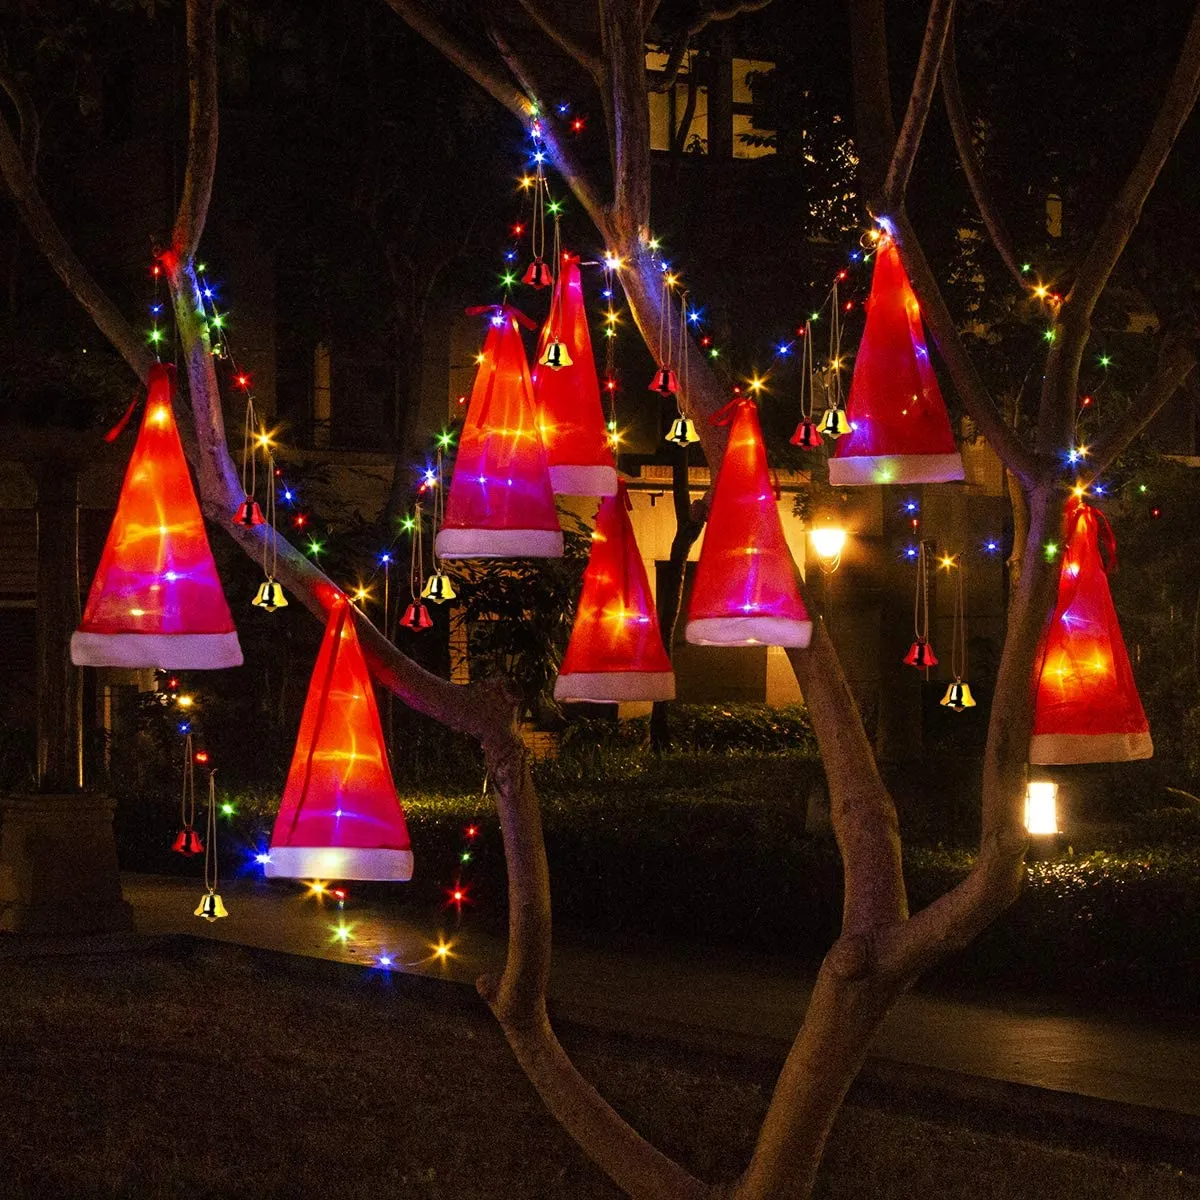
xmin=421 ymin=572 xmax=457 ymax=604
xmin=194 ymin=890 xmax=228 ymax=922
xmin=538 ymin=339 xmax=573 ymax=370
xmin=665 ymin=415 xmax=700 ymax=446
xmin=817 ymin=405 xmax=851 ymax=439
xmin=940 ymin=679 xmax=977 ymax=712
xmin=904 ymin=638 xmax=938 ymax=669
xmin=523 ymin=257 xmax=553 ymax=288
xmin=172 ymin=826 xmax=204 ymax=855
xmin=399 ymin=602 xmax=434 ymax=632
xmin=252 ymin=577 xmax=288 ymax=612
xmin=650 ymin=365 xmax=680 ymax=396
xmin=790 ymin=419 xmax=823 ymax=449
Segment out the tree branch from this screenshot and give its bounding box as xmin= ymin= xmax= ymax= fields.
xmin=940 ymin=26 xmax=1025 ymax=286
xmin=381 ymin=0 xmax=529 ymax=119
xmin=848 ymin=0 xmax=896 ymax=200
xmin=511 ymin=0 xmax=603 ymax=81
xmin=600 ymin=0 xmax=654 ymax=240
xmin=172 ymin=0 xmax=218 ymax=259
xmin=1084 ymin=333 xmax=1197 ymax=479
xmin=881 ymin=0 xmax=956 ymax=209
xmin=1068 ymin=0 xmax=1200 ymax=326
xmin=0 ymin=103 xmax=154 ymax=378
xmin=891 ymin=211 xmax=1041 ymax=484
xmin=0 ymin=67 xmax=40 ymax=175
xmin=650 ymin=0 xmax=777 ymax=93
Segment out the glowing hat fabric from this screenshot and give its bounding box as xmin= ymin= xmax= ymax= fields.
xmin=532 ymin=253 xmax=618 ymax=497
xmin=555 ymin=483 xmax=675 ymax=702
xmin=830 ymin=233 xmax=964 ymax=486
xmin=435 ymin=306 xmax=564 ymax=559
xmin=266 ymin=598 xmax=413 ymax=881
xmin=71 ymin=363 xmax=242 ymax=669
xmin=685 ymin=398 xmax=812 ymax=648
xmin=1029 ymin=499 xmax=1151 ymax=764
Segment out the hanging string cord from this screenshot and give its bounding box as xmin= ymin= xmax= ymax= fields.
xmin=658 ymin=272 xmax=673 ymax=366
xmin=914 ymin=542 xmax=931 ymax=641
xmin=203 ymin=770 xmax=219 ymax=894
xmin=829 ymin=280 xmax=844 ymax=408
xmin=240 ymin=396 xmax=258 ymax=499
xmin=531 ymin=162 xmax=547 ymax=263
xmin=678 ymin=289 xmax=690 ymax=414
xmin=410 ymin=500 xmax=425 ymax=600
xmin=603 ymin=263 xmax=618 ymax=431
xmin=263 ymin=452 xmax=279 ymax=580
xmin=800 ymin=318 xmax=814 ymax=419
xmin=181 ymin=732 xmax=195 ymax=829
xmin=952 ymin=560 xmax=967 ymax=680
xmin=431 ymin=451 xmax=445 ymax=574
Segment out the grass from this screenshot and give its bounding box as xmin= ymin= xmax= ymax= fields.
xmin=1 ymin=942 xmax=1198 ymax=1199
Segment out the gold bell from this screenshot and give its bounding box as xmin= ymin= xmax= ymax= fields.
xmin=816 ymin=405 xmax=852 ymax=439
xmin=252 ymin=577 xmax=288 ymax=612
xmin=940 ymin=680 xmax=977 ymax=711
xmin=539 ymin=340 xmax=573 ymax=370
xmin=665 ymin=415 xmax=700 ymax=446
xmin=194 ymin=891 xmax=228 ymax=922
xmin=421 ymin=572 xmax=457 ymax=604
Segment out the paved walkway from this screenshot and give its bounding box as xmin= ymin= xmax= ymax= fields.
xmin=123 ymin=873 xmax=1200 ymax=1122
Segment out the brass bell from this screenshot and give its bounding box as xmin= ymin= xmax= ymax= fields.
xmin=790 ymin=420 xmax=823 ymax=449
xmin=399 ymin=602 xmax=434 ymax=631
xmin=816 ymin=405 xmax=852 ymax=439
xmin=232 ymin=497 xmax=265 ymax=527
xmin=665 ymin=415 xmax=700 ymax=446
xmin=522 ymin=258 xmax=553 ymax=288
xmin=539 ymin=340 xmax=573 ymax=370
xmin=940 ymin=679 xmax=977 ymax=711
xmin=421 ymin=572 xmax=457 ymax=604
xmin=252 ymin=577 xmax=288 ymax=612
xmin=649 ymin=366 xmax=680 ymax=396
xmin=194 ymin=891 xmax=229 ymax=922
xmin=904 ymin=638 xmax=938 ymax=669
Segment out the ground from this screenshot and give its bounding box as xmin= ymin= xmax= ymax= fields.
xmin=1 ymin=939 xmax=1197 ymax=1199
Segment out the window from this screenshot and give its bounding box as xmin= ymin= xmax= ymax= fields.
xmin=732 ymin=58 xmax=777 ymax=159
xmin=646 ymin=50 xmax=709 ymax=154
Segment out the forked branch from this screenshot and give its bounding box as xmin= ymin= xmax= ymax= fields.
xmin=512 ymin=0 xmax=603 ymax=81
xmin=173 ymin=0 xmax=218 ymax=258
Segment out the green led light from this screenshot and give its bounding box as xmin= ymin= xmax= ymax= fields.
xmin=811 ymin=311 xmax=820 ymax=321
xmin=197 ymin=263 xmax=207 ymax=273
xmin=709 ymin=348 xmax=719 ymax=358
xmin=308 ymin=540 xmax=323 ymax=556
xmin=604 ymin=327 xmax=615 ymax=339
xmin=331 ymin=923 xmax=351 ymax=944
xmin=1044 ymin=542 xmax=1059 ymax=560
xmin=147 ymin=328 xmax=163 ymax=344
xmin=1138 ymin=484 xmax=1148 ymax=494
xmin=1098 ymin=355 xmax=1112 ymax=367
xmin=1021 ymin=263 xmax=1032 ymax=273
xmin=1043 ymin=329 xmax=1056 ymax=342
xmin=401 ymin=516 xmax=416 ymax=532
xmin=500 ymin=272 xmax=516 ymax=287
xmin=210 ymin=313 xmax=224 ymax=329
xmin=220 ymin=802 xmax=235 ymax=817
xmin=436 ymin=431 xmax=455 ymax=448
xmin=546 ymin=200 xmax=563 ymax=216
xmin=461 ymin=852 xmax=471 ymax=863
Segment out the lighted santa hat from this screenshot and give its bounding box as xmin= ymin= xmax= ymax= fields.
xmin=71 ymin=363 xmax=242 ymax=669
xmin=555 ymin=483 xmax=675 ymax=702
xmin=435 ymin=305 xmax=564 ymax=559
xmin=1029 ymin=498 xmax=1152 ymax=764
xmin=532 ymin=252 xmax=618 ymax=497
xmin=266 ymin=596 xmax=414 ymax=881
xmin=685 ymin=396 xmax=812 ymax=648
xmin=829 ymin=228 xmax=964 ymax=486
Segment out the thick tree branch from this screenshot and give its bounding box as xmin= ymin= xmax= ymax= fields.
xmin=891 ymin=211 xmax=1041 ymax=483
xmin=1068 ymin=0 xmax=1200 ymax=326
xmin=881 ymin=0 xmax=956 ymax=209
xmin=381 ymin=0 xmax=528 ymax=119
xmin=512 ymin=0 xmax=603 ymax=81
xmin=600 ymin=0 xmax=654 ymax=239
xmin=172 ymin=0 xmax=218 ymax=259
xmin=848 ymin=0 xmax=896 ymax=200
xmin=0 ymin=67 xmax=40 ymax=174
xmin=940 ymin=28 xmax=1025 ymax=286
xmin=1084 ymin=334 xmax=1197 ymax=479
xmin=0 ymin=107 xmax=153 ymax=378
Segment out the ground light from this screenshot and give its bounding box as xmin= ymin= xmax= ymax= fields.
xmin=1024 ymin=780 xmax=1060 ymax=835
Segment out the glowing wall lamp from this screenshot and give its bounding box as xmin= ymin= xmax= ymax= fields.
xmin=808 ymin=526 xmax=847 ymax=574
xmin=1024 ymin=780 xmax=1060 ymax=835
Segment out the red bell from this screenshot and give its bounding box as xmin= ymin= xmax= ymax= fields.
xmin=523 ymin=258 xmax=553 ymax=288
xmin=399 ymin=602 xmax=434 ymax=631
xmin=904 ymin=638 xmax=938 ymax=669
xmin=790 ymin=419 xmax=823 ymax=449
xmin=171 ymin=826 xmax=204 ymax=855
xmin=649 ymin=365 xmax=680 ymax=396
xmin=233 ymin=496 xmax=265 ymax=527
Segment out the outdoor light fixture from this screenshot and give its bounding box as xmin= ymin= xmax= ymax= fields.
xmin=809 ymin=526 xmax=847 ymax=574
xmin=1024 ymin=780 xmax=1060 ymax=835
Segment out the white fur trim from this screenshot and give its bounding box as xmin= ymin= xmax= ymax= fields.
xmin=1029 ymin=730 xmax=1153 ymax=765
xmin=555 ymin=670 xmax=675 ymax=703
xmin=435 ymin=527 xmax=564 ymax=559
xmin=828 ymin=452 xmax=965 ymax=486
xmin=70 ymin=630 xmax=243 ymax=669
xmin=264 ymin=845 xmax=414 ymax=882
xmin=685 ymin=616 xmax=813 ymax=648
xmin=549 ymin=464 xmax=619 ymax=497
